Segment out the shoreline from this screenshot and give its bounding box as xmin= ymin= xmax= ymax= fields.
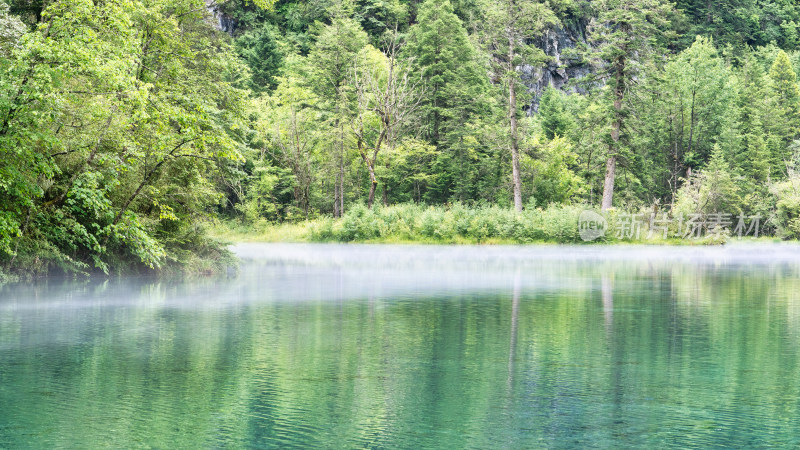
xmin=210 ymin=220 xmax=784 ymax=247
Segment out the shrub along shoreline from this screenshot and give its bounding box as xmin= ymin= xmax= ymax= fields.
xmin=211 ymin=203 xmax=762 ymax=246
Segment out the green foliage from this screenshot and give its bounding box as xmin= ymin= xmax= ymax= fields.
xmin=401 ymin=0 xmax=491 ymax=203
xmin=7 ymin=0 xmax=800 ymax=279
xmin=768 ymin=150 xmax=800 ymax=239
xmin=523 ymin=136 xmax=585 ymax=206
xmin=537 ymin=88 xmax=575 ymax=140
xmin=665 ymin=37 xmax=736 ymax=168
xmin=675 ymin=0 xmax=800 ymax=51
xmin=771 ymin=176 xmax=800 ymax=239
xmin=310 ymin=203 xmax=586 ymax=243
xmin=215 ymin=0 xmax=800 ymax=244
xmin=381 ymin=139 xmax=439 ymax=203
xmin=587 ymin=0 xmax=677 ymax=80
xmin=674 ymin=147 xmax=745 ymax=217
xmin=403 ymin=0 xmax=487 ymax=146
xmin=0 ymin=0 xmax=249 ymax=277
xmin=234 ymin=24 xmax=283 ymax=93
xmin=767 ymin=50 xmax=800 ymax=165
xmin=354 ymin=0 xmax=408 ymax=43
xmin=731 ymin=52 xmax=771 ymax=182
xmin=235 ymin=165 xmax=282 ymax=222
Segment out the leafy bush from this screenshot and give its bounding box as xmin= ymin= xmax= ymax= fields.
xmin=770 ymin=174 xmax=800 ymax=239
xmin=673 ymin=147 xmax=747 ymax=223
xmin=308 ymin=202 xmax=587 ymax=244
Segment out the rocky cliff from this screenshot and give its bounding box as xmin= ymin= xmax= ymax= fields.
xmin=205 ymin=1 xmax=236 ymax=36
xmin=520 ymin=19 xmax=592 ymax=114
xmin=202 ymin=4 xmax=592 ymax=112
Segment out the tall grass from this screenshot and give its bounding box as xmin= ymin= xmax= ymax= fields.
xmin=309 ymin=203 xmax=590 ymax=244
xmin=209 ymin=203 xmax=739 ymax=245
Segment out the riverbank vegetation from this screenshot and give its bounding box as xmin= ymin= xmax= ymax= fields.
xmin=209 ymin=203 xmax=744 ymax=246
xmin=3 ymin=0 xmax=800 ymax=278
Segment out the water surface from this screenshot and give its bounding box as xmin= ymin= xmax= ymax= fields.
xmin=3 ymin=244 xmax=800 ymax=447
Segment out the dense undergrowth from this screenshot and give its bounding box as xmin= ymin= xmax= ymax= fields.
xmin=312 ymin=203 xmax=587 ymax=243
xmin=5 ymin=0 xmax=800 ymax=281
xmin=211 ymin=203 xmax=747 ymax=246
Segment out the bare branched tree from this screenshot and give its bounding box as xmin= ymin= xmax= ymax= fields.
xmin=269 ymin=104 xmax=315 ymax=217
xmin=351 ymin=30 xmax=424 ymax=208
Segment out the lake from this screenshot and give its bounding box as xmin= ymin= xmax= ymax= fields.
xmin=3 ymin=243 xmax=800 ymax=447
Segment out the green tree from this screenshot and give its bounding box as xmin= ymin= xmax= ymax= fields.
xmin=307 ymin=6 xmax=368 ymax=216
xmin=733 ymin=52 xmax=771 ymax=182
xmin=767 ymin=49 xmax=800 ymax=167
xmin=354 ymin=0 xmax=408 ymax=43
xmin=585 ymin=0 xmax=675 ymax=210
xmin=234 ymin=24 xmax=283 ymax=93
xmin=522 ymin=135 xmax=584 ymax=205
xmin=482 ymin=0 xmax=557 ymax=211
xmin=634 ymin=36 xmax=736 ymax=204
xmin=403 ymin=0 xmax=489 ymax=203
xmin=404 ymin=0 xmax=485 ymax=147
xmin=351 ymin=37 xmax=422 ymax=208
xmin=537 ymin=87 xmax=576 ymax=140
xmin=1 ymin=0 xmax=253 ymax=276
xmin=254 ymin=66 xmax=320 ymax=217
xmin=380 ymin=138 xmax=439 ymax=203
xmin=674 ymin=145 xmax=744 ymax=217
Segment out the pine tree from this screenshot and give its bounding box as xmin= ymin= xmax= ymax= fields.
xmin=307 ymin=5 xmax=368 ymax=216
xmin=734 ymin=53 xmax=770 ymax=182
xmin=235 ymin=24 xmax=282 ymax=93
xmin=404 ymin=0 xmax=485 ymax=147
xmin=482 ymin=0 xmax=557 ymax=212
xmin=767 ymin=50 xmax=800 ymax=168
xmin=538 ymin=87 xmax=575 ymax=140
xmin=585 ymin=0 xmax=675 ymax=210
xmin=403 ymin=0 xmax=488 ymax=202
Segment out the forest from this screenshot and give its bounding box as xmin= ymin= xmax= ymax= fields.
xmin=2 ymin=0 xmax=800 ymax=277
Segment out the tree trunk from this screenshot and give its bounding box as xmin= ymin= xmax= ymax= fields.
xmin=508 ymin=37 xmax=523 ymax=212
xmin=687 ymin=88 xmax=696 ymax=160
xmin=601 ymin=105 xmax=621 ymax=210
xmin=333 ymin=175 xmax=340 ymax=218
xmin=359 ymin=144 xmax=379 ymax=209
xmin=364 ymin=149 xmax=378 ymax=209
xmin=601 ymin=154 xmax=617 ymax=210
xmin=339 ymin=160 xmax=344 ymax=215
xmin=602 ymin=55 xmax=626 ymax=211
xmin=368 ymin=179 xmax=377 ymax=208
xmin=334 ymin=122 xmax=344 ymax=218
xmin=382 ymin=162 xmax=389 ymax=206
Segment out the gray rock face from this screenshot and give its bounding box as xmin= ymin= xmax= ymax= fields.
xmin=519 ymin=19 xmax=591 ymax=115
xmin=199 ymin=4 xmax=592 ymax=112
xmin=205 ymin=0 xmax=236 ymax=36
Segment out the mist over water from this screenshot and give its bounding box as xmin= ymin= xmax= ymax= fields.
xmin=3 ymin=243 xmax=800 ymax=447
xmin=231 ymin=242 xmax=800 ymax=301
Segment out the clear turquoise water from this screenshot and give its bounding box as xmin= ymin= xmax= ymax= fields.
xmin=3 ymin=244 xmax=800 ymax=448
